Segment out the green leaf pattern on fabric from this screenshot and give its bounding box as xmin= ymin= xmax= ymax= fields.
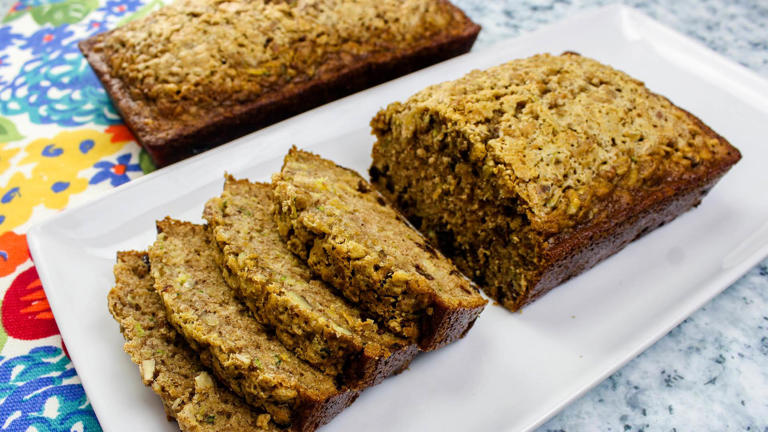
xmin=0 ymin=322 xmax=7 ymax=353
xmin=29 ymin=0 xmax=99 ymax=26
xmin=138 ymin=148 xmax=157 ymax=174
xmin=0 ymin=116 xmax=24 ymax=143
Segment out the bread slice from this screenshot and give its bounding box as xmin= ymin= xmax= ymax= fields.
xmin=203 ymin=176 xmax=418 ymax=385
xmin=272 ymin=148 xmax=487 ymax=350
xmin=109 ymin=251 xmax=278 ymax=431
xmin=370 ymin=52 xmax=742 ymax=311
xmin=148 ymin=218 xmax=357 ymax=431
xmin=78 ymin=0 xmax=480 ymax=167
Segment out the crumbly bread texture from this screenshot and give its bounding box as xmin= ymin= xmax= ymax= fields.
xmin=272 ymin=148 xmax=487 ymax=350
xmin=370 ymin=52 xmax=742 ymax=311
xmin=203 ymin=176 xmax=418 ymax=385
xmin=148 ymin=218 xmax=357 ymax=431
xmin=109 ymin=251 xmax=278 ymax=432
xmin=79 ymin=0 xmax=480 ymax=167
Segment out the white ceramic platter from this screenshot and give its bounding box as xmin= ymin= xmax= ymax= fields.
xmin=28 ymin=5 xmax=768 ymax=431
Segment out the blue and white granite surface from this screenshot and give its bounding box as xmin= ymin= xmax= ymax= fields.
xmin=451 ymin=1 xmax=768 ymax=430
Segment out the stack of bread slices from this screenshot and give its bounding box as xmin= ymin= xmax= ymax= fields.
xmin=109 ymin=148 xmax=487 ymax=432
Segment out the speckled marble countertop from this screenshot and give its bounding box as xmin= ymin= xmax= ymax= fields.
xmin=450 ymin=1 xmax=768 ymax=430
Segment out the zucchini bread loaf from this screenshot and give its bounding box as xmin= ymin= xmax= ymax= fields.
xmin=149 ymin=218 xmax=357 ymax=431
xmin=203 ymin=176 xmax=418 ymax=385
xmin=79 ymin=0 xmax=480 ymax=167
xmin=272 ymin=148 xmax=487 ymax=350
xmin=370 ymin=52 xmax=741 ymax=311
xmin=109 ymin=251 xmax=279 ymax=431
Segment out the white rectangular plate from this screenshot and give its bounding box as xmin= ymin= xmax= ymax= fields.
xmin=28 ymin=5 xmax=768 ymax=432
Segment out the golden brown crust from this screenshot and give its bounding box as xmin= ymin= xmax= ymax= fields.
xmin=370 ymin=52 xmax=741 ymax=311
xmin=78 ymin=0 xmax=480 ymax=167
xmin=519 ymin=99 xmax=740 ymax=304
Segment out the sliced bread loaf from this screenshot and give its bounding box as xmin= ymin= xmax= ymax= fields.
xmin=203 ymin=176 xmax=418 ymax=385
xmin=370 ymin=52 xmax=742 ymax=310
xmin=148 ymin=218 xmax=357 ymax=431
xmin=109 ymin=251 xmax=278 ymax=431
xmin=79 ymin=0 xmax=480 ymax=166
xmin=272 ymin=148 xmax=487 ymax=350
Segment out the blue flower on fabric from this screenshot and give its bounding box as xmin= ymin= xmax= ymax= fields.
xmin=0 ymin=43 xmax=121 ymax=126
xmin=19 ymin=26 xmax=76 ymax=56
xmin=85 ymin=0 xmax=144 ymax=32
xmin=0 ymin=27 xmax=23 ymax=51
xmin=0 ymin=54 xmax=11 ymax=88
xmin=0 ymin=55 xmax=11 ymax=84
xmin=100 ymin=0 xmax=143 ymax=15
xmin=90 ymin=153 xmax=141 ymax=187
xmin=85 ymin=18 xmax=107 ymax=33
xmin=0 ymin=346 xmax=100 ymax=431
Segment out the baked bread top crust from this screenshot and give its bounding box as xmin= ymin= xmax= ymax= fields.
xmin=373 ymin=53 xmax=741 ymax=234
xmin=81 ymin=0 xmax=478 ymax=151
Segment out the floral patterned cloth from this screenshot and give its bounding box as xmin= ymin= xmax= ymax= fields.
xmin=0 ymin=0 xmax=164 ymax=429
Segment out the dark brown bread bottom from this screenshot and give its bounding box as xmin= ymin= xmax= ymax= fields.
xmin=493 ymin=174 xmax=723 ymax=307
xmin=79 ymin=28 xmax=478 ymax=167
